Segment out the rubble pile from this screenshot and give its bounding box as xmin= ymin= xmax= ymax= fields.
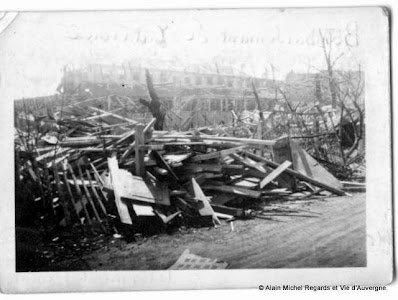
xmin=15 ymin=101 xmax=351 ymax=239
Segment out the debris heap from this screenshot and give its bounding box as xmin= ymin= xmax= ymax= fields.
xmin=15 ymin=103 xmax=349 ymax=239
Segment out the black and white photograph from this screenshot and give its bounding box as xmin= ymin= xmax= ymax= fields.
xmin=0 ymin=4 xmax=393 ymax=293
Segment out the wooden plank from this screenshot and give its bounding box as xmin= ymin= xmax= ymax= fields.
xmin=139 ymin=144 xmax=164 ymax=151
xmin=256 ymin=120 xmax=264 ymax=156
xmin=90 ymin=163 xmax=105 ymax=186
xmin=211 ymin=204 xmax=244 ymax=217
xmin=222 ymin=164 xmax=244 ymax=171
xmin=143 ymin=118 xmax=157 ymax=133
xmin=244 ymin=151 xmax=347 ymax=196
xmin=202 ymin=185 xmax=262 ymax=199
xmin=230 ymin=153 xmax=268 ymax=173
xmin=340 ymin=181 xmax=366 ymax=186
xmin=107 ymin=157 xmax=133 ymax=225
xmin=81 ymin=110 xmax=123 ymax=121
xmin=116 ymin=170 xmax=154 ymax=202
xmin=86 ymin=169 xmax=108 ymax=218
xmin=62 ymin=165 xmax=80 ymax=222
xmin=163 ymin=153 xmax=193 ymax=164
xmin=60 ymin=139 xmax=106 ymax=147
xmin=242 ymin=168 xmax=269 ymax=179
xmin=192 ymin=178 xmax=221 ymax=225
xmin=182 ymin=163 xmax=223 ymax=173
xmin=211 ymin=194 xmax=237 ymax=205
xmin=155 ymin=134 xmax=276 ymax=146
xmin=214 ymin=212 xmax=234 ymax=220
xmin=106 ymin=128 xmax=135 ymax=150
xmin=36 ymin=147 xmax=71 ymax=162
xmin=229 ymin=154 xmax=294 ymax=189
xmin=132 ymin=204 xmax=155 ymax=216
xmin=87 ymin=106 xmax=138 ymax=124
xmin=67 ymin=164 xmax=92 ymax=225
xmin=191 ymin=146 xmax=247 ymax=162
xmin=272 ymin=136 xmax=297 ymax=190
xmin=106 ymin=167 xmax=170 ymax=206
xmin=259 ymin=160 xmax=292 ymax=189
xmin=289 ymin=139 xmax=342 ymax=189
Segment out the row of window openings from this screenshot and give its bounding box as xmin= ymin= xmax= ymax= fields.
xmin=91 ymin=68 xmax=262 ymax=87
xmin=183 ymin=99 xmax=258 ymax=111
xmin=129 ymin=73 xmax=260 ymax=88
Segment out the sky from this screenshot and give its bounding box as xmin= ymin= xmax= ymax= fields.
xmin=0 ymin=8 xmax=370 ymax=100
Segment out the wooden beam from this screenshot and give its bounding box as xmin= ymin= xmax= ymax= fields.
xmin=120 ymin=119 xmax=155 ymax=162
xmin=256 ymin=120 xmax=264 ymax=156
xmin=211 ymin=204 xmax=244 ymax=218
xmin=259 ymin=160 xmax=292 ymax=189
xmin=192 ymin=178 xmax=221 ymax=225
xmin=202 ymin=185 xmax=262 ymax=199
xmin=134 ymin=124 xmax=146 ymax=178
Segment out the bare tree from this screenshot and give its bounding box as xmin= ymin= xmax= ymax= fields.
xmin=335 ymin=67 xmax=365 ymax=162
xmin=318 ymin=29 xmax=345 ymax=108
xmin=139 ymin=70 xmax=166 ymax=130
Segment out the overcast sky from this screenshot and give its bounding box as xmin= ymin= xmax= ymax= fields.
xmin=0 ymin=8 xmax=371 ymax=100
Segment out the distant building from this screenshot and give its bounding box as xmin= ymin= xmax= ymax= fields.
xmin=59 ymin=61 xmax=281 ymax=112
xmin=284 ymin=70 xmax=364 ymax=107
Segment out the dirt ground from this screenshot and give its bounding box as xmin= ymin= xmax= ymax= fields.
xmin=85 ymin=192 xmax=366 ymax=270
xmin=16 ymin=192 xmax=366 ymax=271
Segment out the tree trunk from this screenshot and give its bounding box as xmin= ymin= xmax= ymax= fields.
xmin=139 ymin=70 xmax=166 ymax=130
xmin=327 ymin=66 xmax=337 ymax=108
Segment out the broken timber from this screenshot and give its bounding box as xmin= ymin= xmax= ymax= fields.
xmin=202 ymin=185 xmax=262 ymax=199
xmin=192 ymin=178 xmax=221 ymax=225
xmin=259 ymin=160 xmax=292 ymax=189
xmin=243 ymin=151 xmax=347 ymax=196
